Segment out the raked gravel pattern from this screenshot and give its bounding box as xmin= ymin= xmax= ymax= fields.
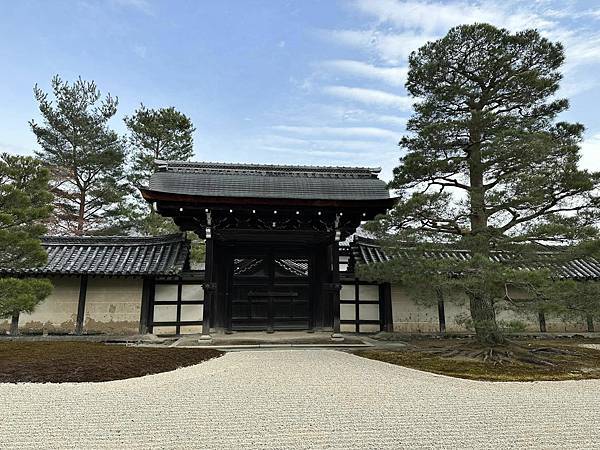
xmin=581 ymin=343 xmax=600 ymax=351
xmin=1 ymin=349 xmax=600 ymax=449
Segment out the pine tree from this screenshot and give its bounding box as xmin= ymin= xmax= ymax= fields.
xmin=124 ymin=105 xmax=195 ymax=235
xmin=0 ymin=153 xmax=53 ymax=334
xmin=125 ymin=105 xmax=195 ymax=185
xmin=30 ymin=75 xmax=128 ymax=235
xmin=369 ymin=24 xmax=600 ymax=345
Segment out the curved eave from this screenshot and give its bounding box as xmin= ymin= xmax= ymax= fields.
xmin=139 ymin=187 xmax=398 ymax=210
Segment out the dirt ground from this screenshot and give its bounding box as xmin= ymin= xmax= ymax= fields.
xmin=356 ymin=335 xmax=600 ymax=381
xmin=0 ymin=341 xmax=222 ymax=383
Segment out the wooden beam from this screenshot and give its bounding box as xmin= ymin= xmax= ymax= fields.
xmin=139 ymin=188 xmax=397 ymax=211
xmin=75 ymin=275 xmax=88 ymax=335
xmin=355 ymin=281 xmax=360 ymax=333
xmin=379 ymin=283 xmax=393 ymax=333
xmin=201 ymin=238 xmax=216 ymax=337
xmin=139 ymin=278 xmax=152 ymax=334
xmin=176 ymin=283 xmax=182 ymax=335
xmin=331 ymin=242 xmax=341 ymax=335
xmin=437 ymin=292 xmax=446 ymax=334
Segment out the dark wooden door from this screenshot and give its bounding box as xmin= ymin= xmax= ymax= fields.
xmin=229 ymin=248 xmax=311 ymax=331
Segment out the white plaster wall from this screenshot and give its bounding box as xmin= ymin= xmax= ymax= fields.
xmin=391 ymin=285 xmax=440 ymax=333
xmin=152 ymin=325 xmax=177 ymax=335
xmin=155 ymin=284 xmax=178 ymax=302
xmin=544 ymin=317 xmax=588 ymax=332
xmin=495 ymin=303 xmax=539 ymax=332
xmin=443 ymin=294 xmax=471 ymax=332
xmin=498 ymin=286 xmax=585 ymax=332
xmin=84 ymin=278 xmax=143 ymax=334
xmin=359 ymin=285 xmax=378 ymax=301
xmin=340 ymin=284 xmax=355 ymax=301
xmin=390 ymin=283 xmax=591 ymax=333
xmin=180 ymin=325 xmax=203 ymax=334
xmin=18 ymin=276 xmax=80 ymax=333
xmin=340 ymin=323 xmax=355 ymax=333
xmin=182 ymin=284 xmax=204 ymax=301
xmin=180 ymin=303 xmax=203 ymax=323
xmin=340 ymin=304 xmax=355 ymax=321
xmin=359 ymin=323 xmax=381 ymax=333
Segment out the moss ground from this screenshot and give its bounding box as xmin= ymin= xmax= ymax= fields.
xmin=0 ymin=341 xmax=222 ymax=383
xmin=355 ymin=336 xmax=600 ymax=381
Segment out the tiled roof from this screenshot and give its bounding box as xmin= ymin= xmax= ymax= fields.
xmin=147 ymin=160 xmax=391 ymax=201
xmin=351 ymin=238 xmax=600 ymax=280
xmin=1 ymin=234 xmax=189 ymax=276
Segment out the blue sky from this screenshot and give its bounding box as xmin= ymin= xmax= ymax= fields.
xmin=1 ymin=0 xmax=600 ymax=180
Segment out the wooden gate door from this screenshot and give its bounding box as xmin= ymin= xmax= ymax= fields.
xmin=228 ymin=247 xmax=312 ymax=331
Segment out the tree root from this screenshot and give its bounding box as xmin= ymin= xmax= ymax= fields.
xmin=529 ymin=347 xmax=579 ymax=356
xmin=417 ymin=342 xmax=572 ymax=367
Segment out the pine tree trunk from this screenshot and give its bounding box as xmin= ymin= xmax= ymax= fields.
xmin=10 ymin=313 xmax=19 ymax=335
xmin=469 ymin=295 xmax=504 ymax=345
xmin=468 ymin=108 xmax=503 ymax=346
xmin=77 ymin=190 xmax=85 ymax=236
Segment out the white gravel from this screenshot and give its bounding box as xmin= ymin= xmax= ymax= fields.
xmin=1 ymin=349 xmax=599 ymax=449
xmin=581 ymin=344 xmax=600 ymax=351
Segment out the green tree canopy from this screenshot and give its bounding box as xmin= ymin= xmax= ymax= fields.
xmin=368 ymin=23 xmax=600 ymax=345
xmin=125 ymin=105 xmax=195 ymax=185
xmin=123 ymin=105 xmax=195 ymax=235
xmin=30 ymin=75 xmax=128 ymax=235
xmin=0 ymin=153 xmax=53 ymax=334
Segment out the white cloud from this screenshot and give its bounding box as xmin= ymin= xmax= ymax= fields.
xmin=321 ymin=29 xmax=434 ymax=63
xmin=132 ymin=44 xmax=147 ymax=58
xmin=320 ymin=1 xmax=600 ymax=95
xmin=320 ymin=29 xmax=374 ymax=49
xmin=331 ymin=108 xmax=408 ymax=127
xmin=262 ymin=134 xmax=396 ymax=151
xmin=262 ymin=146 xmax=358 ymax=158
xmin=558 ymin=77 xmax=599 ymax=98
xmin=580 ymin=133 xmax=600 ymax=172
xmin=371 ymin=31 xmax=436 ymax=63
xmin=280 ymin=0 xmax=600 ymax=173
xmin=111 ymin=0 xmax=153 ymax=15
xmin=350 ymin=0 xmax=552 ymax=34
xmin=320 ymin=59 xmax=407 ymax=86
xmin=272 ymin=125 xmax=399 ymax=140
xmin=323 ymin=85 xmax=413 ymax=109
xmin=540 ymin=27 xmax=600 ymax=95
xmin=552 ymin=30 xmax=600 ymax=70
xmin=373 ymin=114 xmax=408 ymax=126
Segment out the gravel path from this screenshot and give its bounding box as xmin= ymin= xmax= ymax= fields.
xmin=1 ymin=349 xmax=599 ymax=449
xmin=581 ymin=343 xmax=600 ymax=351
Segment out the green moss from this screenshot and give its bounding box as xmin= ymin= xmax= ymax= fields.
xmin=355 ymin=339 xmax=600 ymax=382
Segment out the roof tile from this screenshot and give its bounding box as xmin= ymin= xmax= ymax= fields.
xmin=351 ymin=238 xmax=600 ymax=280
xmin=0 ymin=234 xmax=189 ymax=276
xmin=147 ymin=160 xmax=391 ymax=201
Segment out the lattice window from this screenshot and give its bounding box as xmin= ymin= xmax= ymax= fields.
xmin=234 ymin=258 xmax=266 ymax=277
xmin=151 ymin=280 xmax=204 ymax=335
xmin=340 ymin=282 xmax=381 ymax=333
xmin=274 ymin=258 xmax=309 ymax=277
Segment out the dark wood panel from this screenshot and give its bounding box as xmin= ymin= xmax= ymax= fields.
xmin=228 ymin=245 xmax=313 ymax=331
